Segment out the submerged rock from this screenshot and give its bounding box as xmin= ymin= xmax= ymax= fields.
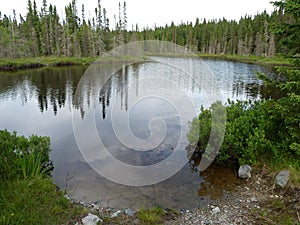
xmin=82 ymin=213 xmax=102 ymax=225
xmin=238 ymin=165 xmax=252 ymax=179
xmin=275 ymin=170 xmax=290 ymax=188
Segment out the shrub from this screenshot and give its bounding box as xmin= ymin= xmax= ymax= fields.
xmin=187 ymin=98 xmax=299 ymax=166
xmin=0 ymin=130 xmax=52 ymax=180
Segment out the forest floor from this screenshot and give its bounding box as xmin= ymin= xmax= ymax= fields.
xmin=70 ymin=165 xmax=300 ymax=225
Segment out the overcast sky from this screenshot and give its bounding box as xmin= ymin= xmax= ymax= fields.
xmin=1 ymin=0 xmax=274 ymax=29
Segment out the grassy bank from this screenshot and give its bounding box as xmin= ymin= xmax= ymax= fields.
xmin=0 ymin=177 xmax=84 ymax=224
xmin=0 ymin=130 xmax=85 ymax=224
xmin=0 ymin=57 xmax=97 ymax=71
xmin=0 ymin=56 xmax=149 ymax=72
xmin=0 ymin=129 xmax=179 ymax=224
xmin=197 ymin=54 xmax=294 ymax=67
xmin=0 ymin=54 xmax=296 ymax=72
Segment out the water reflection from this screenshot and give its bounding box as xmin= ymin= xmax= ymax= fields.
xmin=0 ymin=67 xmax=86 ymax=115
xmin=0 ymin=58 xmax=275 ymax=209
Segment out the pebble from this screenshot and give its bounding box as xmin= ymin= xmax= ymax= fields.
xmin=211 ymin=207 xmax=221 ymax=215
xmin=251 ymin=197 xmax=257 ymax=202
xmin=124 ymin=208 xmax=135 ymax=216
xmin=64 ymin=194 xmax=70 ymax=200
xmin=111 ymin=210 xmax=122 ymax=218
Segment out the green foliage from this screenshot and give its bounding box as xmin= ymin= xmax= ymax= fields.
xmin=138 ymin=206 xmax=165 ymax=225
xmin=16 ymin=151 xmax=48 ymax=179
xmin=188 ymin=0 xmax=300 ymax=167
xmin=0 ymin=0 xmax=293 ymax=59
xmin=188 ymin=98 xmax=299 ymax=167
xmin=0 ymin=129 xmax=52 ymax=181
xmin=0 ymin=177 xmax=83 ymax=225
xmin=189 ymin=100 xmax=268 ymax=165
xmin=272 ymin=0 xmax=300 ymax=56
xmin=0 ymin=130 xmax=83 ymax=224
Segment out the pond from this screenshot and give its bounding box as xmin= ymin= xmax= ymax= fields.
xmin=0 ymin=57 xmax=274 ymax=210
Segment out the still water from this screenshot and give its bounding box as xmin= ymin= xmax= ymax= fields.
xmin=0 ymin=57 xmax=272 ymax=209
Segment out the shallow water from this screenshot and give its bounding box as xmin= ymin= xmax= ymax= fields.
xmin=0 ymin=57 xmax=273 ymax=209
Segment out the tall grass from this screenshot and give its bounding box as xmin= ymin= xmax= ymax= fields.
xmin=16 ymin=152 xmax=48 ymax=179
xmin=0 ymin=130 xmax=83 ymax=224
xmin=0 ymin=130 xmax=51 ymax=181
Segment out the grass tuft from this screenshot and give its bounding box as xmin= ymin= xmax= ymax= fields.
xmin=138 ymin=206 xmax=165 ymax=225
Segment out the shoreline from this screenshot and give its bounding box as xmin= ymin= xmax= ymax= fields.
xmin=62 ymin=165 xmax=300 ymax=224
xmin=197 ymin=54 xmax=293 ymax=67
xmin=0 ymin=54 xmax=294 ymax=72
xmin=0 ymin=56 xmax=147 ymax=72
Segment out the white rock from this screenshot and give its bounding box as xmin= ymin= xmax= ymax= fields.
xmin=212 ymin=207 xmax=221 ymax=215
xmin=275 ymin=170 xmax=290 ymax=188
xmin=82 ymin=213 xmax=102 ymax=225
xmin=238 ymin=165 xmax=252 ymax=179
xmin=124 ymin=208 xmax=135 ymax=216
xmin=64 ymin=195 xmax=70 ymax=200
xmin=251 ymin=197 xmax=257 ymax=202
xmin=111 ymin=210 xmax=122 ymax=218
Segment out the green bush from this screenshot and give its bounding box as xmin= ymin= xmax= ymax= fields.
xmin=187 ymin=98 xmax=299 ymax=167
xmin=0 ymin=130 xmax=84 ymax=224
xmin=0 ymin=130 xmax=52 ymax=180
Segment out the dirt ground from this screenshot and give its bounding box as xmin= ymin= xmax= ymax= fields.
xmin=167 ymin=166 xmax=300 ymax=225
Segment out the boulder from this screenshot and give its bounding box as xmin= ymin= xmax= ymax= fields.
xmin=238 ymin=165 xmax=252 ymax=179
xmin=275 ymin=170 xmax=290 ymax=188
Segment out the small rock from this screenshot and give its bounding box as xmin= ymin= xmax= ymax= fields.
xmin=82 ymin=213 xmax=102 ymax=225
xmin=111 ymin=210 xmax=122 ymax=218
xmin=275 ymin=170 xmax=290 ymax=188
xmin=211 ymin=207 xmax=221 ymax=215
xmin=124 ymin=208 xmax=135 ymax=216
xmin=238 ymin=165 xmax=252 ymax=179
xmin=251 ymin=197 xmax=257 ymax=202
xmin=63 ymin=194 xmax=70 ymax=200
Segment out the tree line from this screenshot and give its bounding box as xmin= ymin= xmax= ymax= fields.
xmin=0 ymin=0 xmax=296 ymax=58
